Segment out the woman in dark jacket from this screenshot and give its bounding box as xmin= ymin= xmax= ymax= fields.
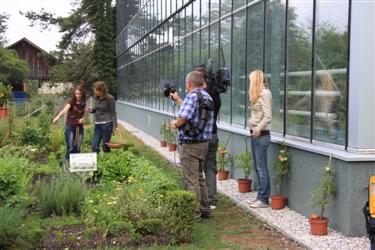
xmin=87 ymin=81 xmax=118 ymax=153
xmin=53 ymin=85 xmax=86 ymax=160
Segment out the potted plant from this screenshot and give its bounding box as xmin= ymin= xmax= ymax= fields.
xmin=165 ymin=122 xmax=177 ymax=152
xmin=234 ymin=138 xmax=253 ymax=193
xmin=308 ymin=154 xmax=336 ymax=235
xmin=271 ymin=144 xmax=291 ymax=209
xmin=159 ymin=121 xmax=168 ymax=147
xmin=217 ymin=146 xmax=231 ymax=180
xmin=0 ymin=83 xmax=12 ymax=118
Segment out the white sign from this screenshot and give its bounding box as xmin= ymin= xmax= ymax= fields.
xmin=69 ymin=153 xmax=97 ymax=172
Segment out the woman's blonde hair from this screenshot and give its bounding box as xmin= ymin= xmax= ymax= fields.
xmin=93 ymin=81 xmax=108 ymax=98
xmin=248 ymin=69 xmax=268 ymax=105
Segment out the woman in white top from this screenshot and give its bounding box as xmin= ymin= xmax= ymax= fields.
xmin=248 ymin=69 xmax=273 ymax=208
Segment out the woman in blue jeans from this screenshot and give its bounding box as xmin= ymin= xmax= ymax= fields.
xmin=87 ymin=81 xmax=118 ymax=153
xmin=247 ymin=69 xmax=273 ymax=208
xmin=53 ymin=86 xmax=86 ymax=160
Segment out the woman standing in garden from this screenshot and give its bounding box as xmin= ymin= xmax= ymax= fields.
xmin=247 ymin=69 xmax=273 ymax=208
xmin=52 ymin=85 xmax=86 ymax=160
xmin=87 ymin=81 xmax=118 ymax=153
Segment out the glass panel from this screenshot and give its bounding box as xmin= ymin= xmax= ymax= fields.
xmin=220 ymin=16 xmax=232 ymax=123
xmin=192 ymin=31 xmax=201 ymax=66
xmin=193 ymin=0 xmax=200 ymax=31
xmin=232 ymin=10 xmax=246 ymax=126
xmin=186 ymin=35 xmax=192 ymax=76
xmin=233 ymin=0 xmax=247 ymax=11
xmin=211 ymin=0 xmax=220 ymax=23
xmin=201 ymin=0 xmax=209 ymax=26
xmin=285 ymin=0 xmax=313 ymax=137
xmin=209 ymin=22 xmax=220 ymax=69
xmin=201 ymin=27 xmax=209 ymax=70
xmin=185 ymin=4 xmax=193 ymax=34
xmin=314 ymin=0 xmax=348 ymax=145
xmin=221 ymin=0 xmax=232 ymax=16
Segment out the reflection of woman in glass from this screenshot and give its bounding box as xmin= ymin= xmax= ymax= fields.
xmin=52 ymin=86 xmax=86 ymax=160
xmin=315 ymin=71 xmax=339 ymax=134
xmin=248 ymin=69 xmax=273 ymax=208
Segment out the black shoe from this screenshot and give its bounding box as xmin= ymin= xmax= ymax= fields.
xmin=201 ymin=212 xmax=214 ymax=219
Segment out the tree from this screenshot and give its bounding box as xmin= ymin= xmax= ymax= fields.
xmin=50 ymin=41 xmax=98 ymax=87
xmin=0 ymin=13 xmax=9 ymax=44
xmin=22 ymin=0 xmax=116 ymax=95
xmin=0 ymin=45 xmax=29 ymax=84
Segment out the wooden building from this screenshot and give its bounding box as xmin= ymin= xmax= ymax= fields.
xmin=7 ymin=37 xmax=54 ymax=83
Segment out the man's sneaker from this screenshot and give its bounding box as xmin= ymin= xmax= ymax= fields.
xmin=210 ymin=205 xmax=216 ymax=210
xmin=250 ymin=200 xmax=269 ymax=208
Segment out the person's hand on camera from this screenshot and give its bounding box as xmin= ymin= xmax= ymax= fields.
xmin=77 ymin=118 xmax=84 ymax=124
xmin=113 ymin=128 xmax=119 ymax=134
xmin=170 ymin=91 xmax=183 ymax=105
xmin=86 ymin=107 xmax=92 ymax=113
xmin=170 ymin=91 xmax=179 ymax=100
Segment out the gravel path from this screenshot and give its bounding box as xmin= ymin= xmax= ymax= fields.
xmin=119 ymin=120 xmax=370 ymax=250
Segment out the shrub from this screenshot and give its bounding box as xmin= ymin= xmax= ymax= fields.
xmin=0 ymin=206 xmax=25 ymax=249
xmin=163 ymin=190 xmax=196 ymax=244
xmin=0 ymin=156 xmax=32 ymax=207
xmin=37 ymin=174 xmax=86 ymax=217
xmin=94 ymin=151 xmax=134 ymax=183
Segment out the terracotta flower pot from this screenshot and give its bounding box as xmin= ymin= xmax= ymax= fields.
xmin=310 ymin=217 xmax=329 ymax=235
xmin=271 ymin=195 xmax=287 ymax=210
xmin=160 ymin=140 xmax=167 ymax=147
xmin=237 ymin=179 xmax=252 ymax=193
xmin=168 ymin=143 xmax=177 ymax=152
xmin=0 ymin=106 xmax=8 ymax=118
xmin=217 ymin=170 xmax=230 ymax=180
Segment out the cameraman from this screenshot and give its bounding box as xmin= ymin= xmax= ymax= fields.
xmin=170 ymin=71 xmax=214 ymax=221
xmin=193 ymin=66 xmax=221 ymax=210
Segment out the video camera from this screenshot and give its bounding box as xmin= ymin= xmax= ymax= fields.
xmin=160 ymin=79 xmax=177 ymax=97
xmin=193 ymin=47 xmax=232 ymax=94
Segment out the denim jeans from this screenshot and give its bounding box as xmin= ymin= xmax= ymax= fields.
xmin=64 ymin=125 xmax=84 ymax=160
xmin=204 ymin=133 xmax=219 ymax=206
xmin=92 ymin=122 xmax=113 ymax=153
xmin=250 ymin=134 xmax=271 ymax=204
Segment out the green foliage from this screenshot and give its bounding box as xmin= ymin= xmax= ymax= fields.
xmin=235 ymin=151 xmax=253 ymax=179
xmin=36 ymin=174 xmax=86 ymax=217
xmin=0 ymin=44 xmax=29 ymax=84
xmin=0 ymin=206 xmax=25 ymax=249
xmin=0 ymin=13 xmax=8 ymax=44
xmin=15 ymin=110 xmax=51 ymax=151
xmin=95 ymin=150 xmax=133 ymax=183
xmin=0 ymin=156 xmax=32 ymax=207
xmin=164 ymin=121 xmax=176 ymax=144
xmin=159 ymin=120 xmax=168 ymax=141
xmin=274 ymin=144 xmax=292 ymax=195
xmin=217 ymin=145 xmax=232 ymax=171
xmin=309 ymin=155 xmax=336 ymax=219
xmin=163 ymin=190 xmax=196 ymax=244
xmin=0 ymin=83 xmax=12 ymax=105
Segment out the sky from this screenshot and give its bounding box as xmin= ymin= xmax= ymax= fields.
xmin=1 ymin=0 xmax=74 ymax=52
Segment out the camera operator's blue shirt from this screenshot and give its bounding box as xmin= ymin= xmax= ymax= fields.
xmin=177 ymin=88 xmax=214 ymax=141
